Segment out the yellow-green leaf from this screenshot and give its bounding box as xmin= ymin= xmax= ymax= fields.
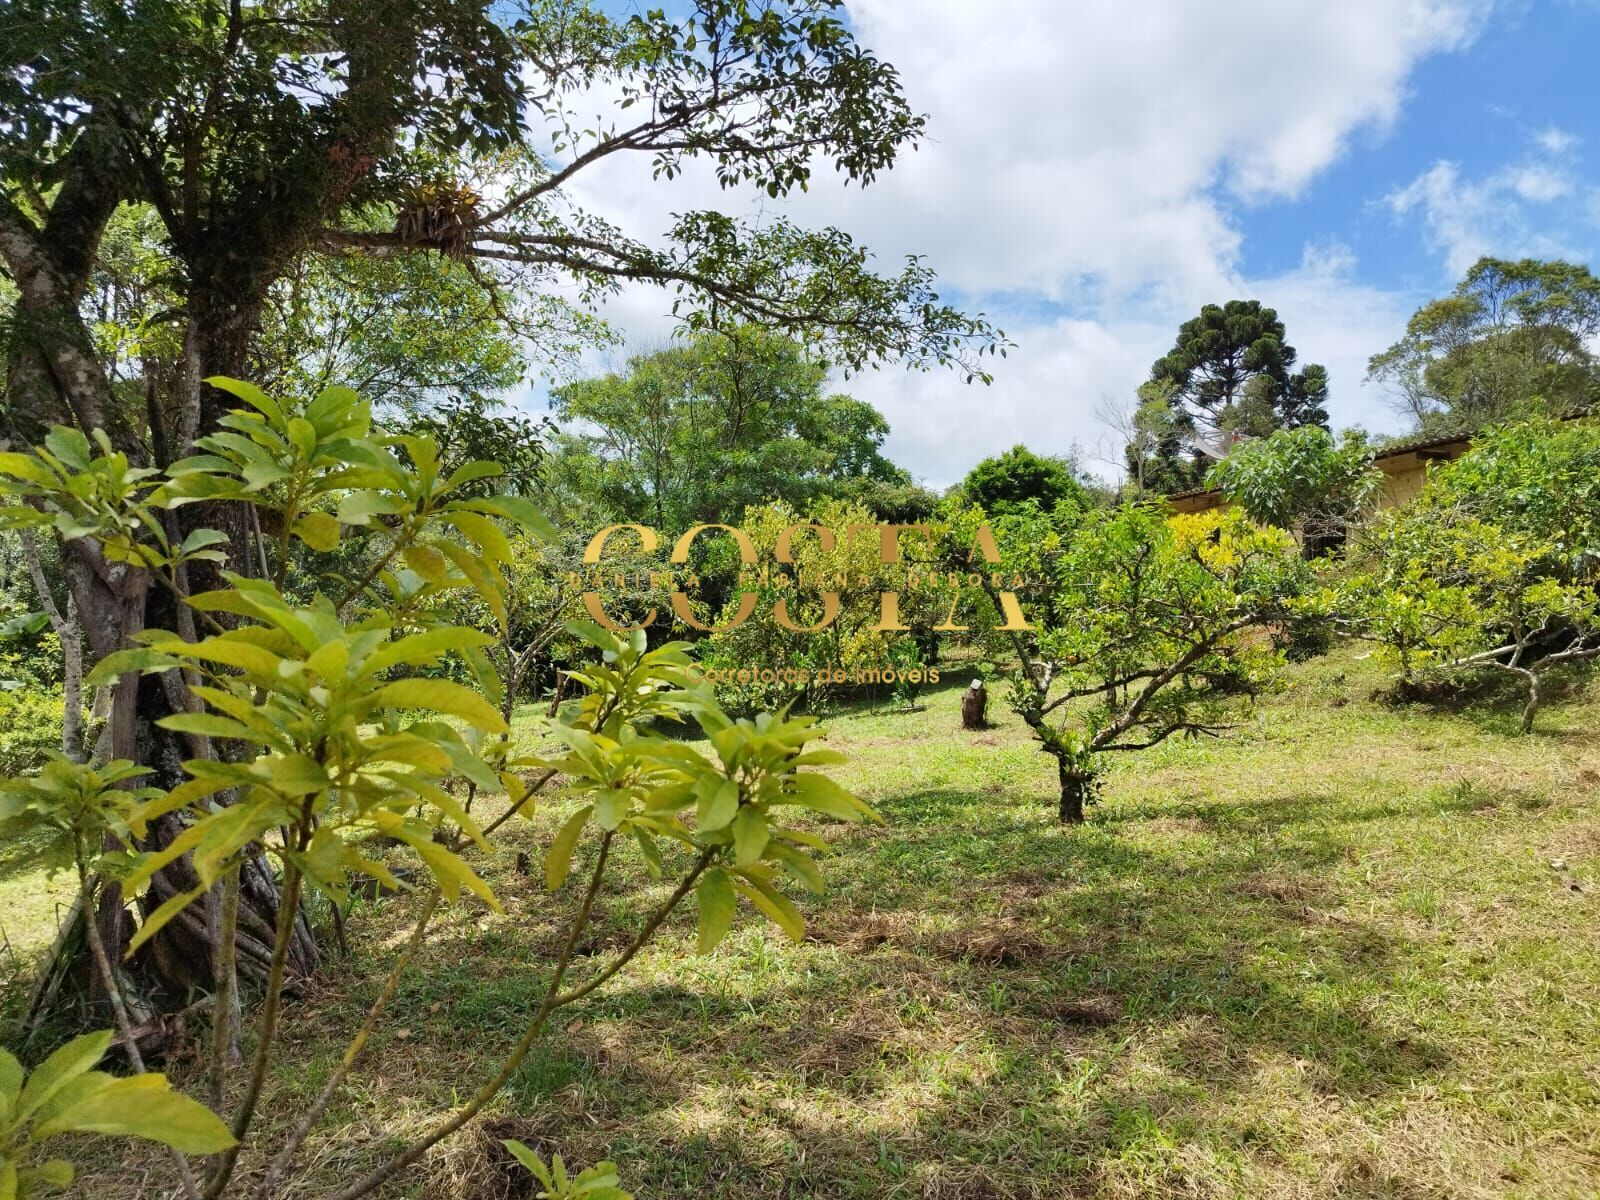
xmin=34 ymin=1074 xmax=236 ymax=1153
xmin=127 ymin=886 xmax=207 ymax=954
xmin=697 ymin=777 xmax=739 ymax=833
xmin=15 ymin=1032 xmax=111 ymax=1123
xmin=731 ymin=808 xmax=768 ymax=867
xmin=780 ymin=773 xmax=876 ymax=822
xmin=293 ymin=512 xmax=341 ymax=552
xmin=545 ymin=805 xmax=593 ymax=890
xmin=373 ymin=678 xmax=509 ymax=735
xmin=402 ymin=544 xmax=450 ymax=584
xmin=733 ymin=875 xmax=805 ymax=942
xmin=696 ymin=868 xmax=737 ymax=954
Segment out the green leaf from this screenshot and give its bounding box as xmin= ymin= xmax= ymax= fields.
xmin=630 ymin=826 xmax=663 ymax=880
xmin=43 ymin=427 xmax=91 ymax=470
xmin=765 ymin=841 xmax=825 ymax=895
xmin=503 ymin=1140 xmax=554 ymax=1189
xmin=442 ymin=460 xmax=504 ymax=493
xmin=780 ymin=773 xmax=875 ymax=822
xmin=204 ymin=377 xmax=282 ymax=425
xmin=696 ymin=868 xmax=737 ymax=954
xmin=85 ymin=647 xmax=181 ymax=687
xmin=443 ymin=510 xmax=513 ymax=565
xmin=452 ymin=494 xmax=556 ymax=540
xmin=178 ymin=528 xmax=230 ymax=557
xmin=696 ymin=777 xmax=739 ymax=833
xmin=0 ymin=451 xmax=55 ymax=485
xmin=156 ymin=712 xmax=275 ymax=745
xmin=293 ymin=512 xmax=341 ymax=552
xmin=15 ymin=1031 xmax=111 ymax=1123
xmin=127 ymin=885 xmax=207 ymax=954
xmin=733 ymin=875 xmax=805 ymax=942
xmin=254 ymin=753 xmax=328 ymax=796
xmin=362 ymin=626 xmax=495 ymax=676
xmin=0 ymin=1046 xmax=23 ymax=1115
xmin=183 ymin=636 xmax=284 ymax=678
xmin=337 ymin=490 xmax=407 ymax=526
xmin=34 ymin=1074 xmax=236 ymax=1153
xmin=402 ymin=544 xmax=450 ymax=584
xmin=391 ymin=827 xmax=500 ymax=911
xmin=545 ymin=805 xmax=593 ymax=890
xmin=372 ymin=679 xmax=509 ymax=735
xmin=731 ymin=808 xmax=768 ymax=867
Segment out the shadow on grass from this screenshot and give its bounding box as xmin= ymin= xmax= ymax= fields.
xmin=1375 ymin=661 xmax=1594 ymax=739
xmin=417 ymin=781 xmax=1458 ymax=1198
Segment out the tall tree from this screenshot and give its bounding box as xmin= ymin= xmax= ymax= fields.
xmin=550 ymin=326 xmax=909 ymax=528
xmin=1367 ymin=256 xmax=1600 ymax=432
xmin=1136 ymin=300 xmax=1329 ymax=492
xmin=0 ymin=0 xmax=996 ymax=997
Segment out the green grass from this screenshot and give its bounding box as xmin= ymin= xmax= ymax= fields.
xmin=8 ymin=646 xmax=1600 ymax=1198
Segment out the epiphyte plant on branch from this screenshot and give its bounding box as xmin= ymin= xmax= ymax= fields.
xmin=0 ymin=381 xmax=876 ymax=1199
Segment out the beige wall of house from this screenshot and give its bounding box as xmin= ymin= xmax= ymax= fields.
xmin=1166 ymin=434 xmax=1472 ymax=518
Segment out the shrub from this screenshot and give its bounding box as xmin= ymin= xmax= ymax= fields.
xmin=1000 ymin=507 xmax=1313 ymax=822
xmin=0 ymin=688 xmax=65 ymax=775
xmin=1342 ymin=416 xmax=1600 ymax=732
xmin=1205 ymin=425 xmax=1379 ymax=555
xmin=0 ymin=381 xmax=875 ymax=1200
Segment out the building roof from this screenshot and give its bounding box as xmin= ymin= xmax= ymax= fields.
xmin=1164 ymin=428 xmax=1472 ymax=506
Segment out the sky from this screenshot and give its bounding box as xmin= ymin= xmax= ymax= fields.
xmin=546 ymin=0 xmax=1600 ymax=486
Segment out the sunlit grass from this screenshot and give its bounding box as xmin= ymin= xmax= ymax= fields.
xmin=7 ymin=644 xmax=1599 ymax=1198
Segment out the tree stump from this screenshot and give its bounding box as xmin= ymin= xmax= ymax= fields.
xmin=961 ymin=679 xmax=988 ymax=729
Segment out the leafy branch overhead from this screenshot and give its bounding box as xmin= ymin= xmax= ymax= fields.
xmin=2 ymin=0 xmax=1004 ymax=405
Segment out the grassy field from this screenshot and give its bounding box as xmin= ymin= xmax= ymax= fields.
xmin=4 ymin=645 xmax=1599 ymax=1199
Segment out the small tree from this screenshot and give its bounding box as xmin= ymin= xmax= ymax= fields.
xmin=1342 ymin=417 xmax=1600 ymax=731
xmin=699 ymin=497 xmax=941 ymax=712
xmin=1150 ymin=300 xmax=1329 ymax=434
xmin=961 ymin=445 xmax=1087 ymax=517
xmin=0 ymin=382 xmax=875 ymax=1199
xmin=1345 ymin=515 xmax=1598 ymax=731
xmin=1206 ymin=425 xmax=1380 ymax=555
xmin=998 ymin=507 xmax=1310 ymax=823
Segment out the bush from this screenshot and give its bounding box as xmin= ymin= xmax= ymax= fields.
xmin=1340 ymin=418 xmax=1600 ymax=733
xmin=0 ymin=687 xmax=65 ymax=774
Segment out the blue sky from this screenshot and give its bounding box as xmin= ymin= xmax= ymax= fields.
xmin=1240 ymin=1 xmax=1600 ymax=285
xmin=562 ymin=0 xmax=1600 ymax=484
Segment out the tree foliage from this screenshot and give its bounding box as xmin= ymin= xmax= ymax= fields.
xmin=0 ymin=383 xmax=874 ymax=1199
xmin=1366 ymin=257 xmax=1600 ymax=432
xmin=550 ymin=327 xmax=909 ymax=528
xmin=1342 ymin=416 xmax=1600 ymax=731
xmin=0 ymin=0 xmax=993 ymax=1003
xmin=960 ymin=444 xmax=1088 ymax=518
xmin=1205 ymin=425 xmax=1379 ymax=552
xmin=1132 ymin=301 xmax=1329 ymax=493
xmin=697 ymin=497 xmax=944 ymax=712
xmin=1000 ymin=508 xmax=1311 ymax=822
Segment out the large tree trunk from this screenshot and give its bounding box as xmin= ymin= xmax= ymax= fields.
xmin=6 ymin=195 xmax=317 ymax=1036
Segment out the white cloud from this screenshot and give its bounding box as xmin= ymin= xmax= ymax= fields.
xmin=1535 ymin=125 xmax=1581 ymax=155
xmin=541 ymin=0 xmax=1492 ymax=481
xmin=1386 ymin=130 xmax=1592 ymax=275
xmin=568 ymin=0 xmax=1486 ymax=296
xmin=838 ymin=243 xmax=1421 ymax=488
